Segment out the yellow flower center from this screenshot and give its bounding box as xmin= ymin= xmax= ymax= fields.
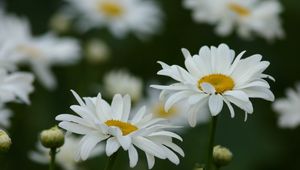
xmin=228 ymin=3 xmax=251 ymax=16
xmin=105 ymin=120 xmax=138 ymax=136
xmin=154 ymin=103 xmax=177 ymax=118
xmin=98 ymin=2 xmax=124 ymax=17
xmin=198 ymin=74 xmax=234 ymax=94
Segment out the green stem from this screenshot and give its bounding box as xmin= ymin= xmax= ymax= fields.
xmin=206 ymin=116 xmax=218 ymax=170
xmin=104 ymin=151 xmax=119 ymax=170
xmin=49 ymin=148 xmax=56 ymax=170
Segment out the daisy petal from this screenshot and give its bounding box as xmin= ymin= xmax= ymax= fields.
xmin=128 ymin=145 xmax=138 ymax=168
xmin=106 ymin=137 xmax=120 ymax=156
xmin=208 ymin=94 xmax=224 ymax=116
xmin=200 ymin=83 xmax=216 ymax=94
xmin=145 ymin=153 xmax=155 ymax=169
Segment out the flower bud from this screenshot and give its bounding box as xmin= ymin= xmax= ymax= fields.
xmin=194 ymin=168 xmax=204 ymax=170
xmin=40 ymin=126 xmax=64 ymax=148
xmin=85 ymin=39 xmax=110 ymax=63
xmin=194 ymin=163 xmax=204 ymax=170
xmin=49 ymin=13 xmax=71 ymax=33
xmin=0 ymin=130 xmax=12 ymax=153
xmin=213 ymin=145 xmax=233 ymax=167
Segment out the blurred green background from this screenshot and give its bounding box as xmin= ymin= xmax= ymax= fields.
xmin=1 ymin=0 xmax=300 ymax=169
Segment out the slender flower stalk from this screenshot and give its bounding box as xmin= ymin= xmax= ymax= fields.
xmin=207 ymin=116 xmax=218 ymax=170
xmin=49 ymin=148 xmax=57 ymax=170
xmin=104 ymin=151 xmax=119 ymax=170
xmin=39 ymin=126 xmax=64 ymax=170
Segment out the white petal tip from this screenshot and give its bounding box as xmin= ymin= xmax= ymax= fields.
xmin=181 ymin=48 xmax=189 ymax=56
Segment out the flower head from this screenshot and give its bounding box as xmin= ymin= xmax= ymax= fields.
xmin=273 ymin=83 xmax=300 ymax=128
xmin=183 ymin=0 xmax=284 ymax=41
xmin=213 ymin=145 xmax=233 ymax=167
xmin=0 ymin=43 xmax=23 ymax=71
xmin=66 ymin=0 xmax=163 ymax=39
xmin=152 ymin=44 xmax=274 ymax=127
xmin=0 ymin=69 xmax=34 ymax=104
xmin=136 ymin=87 xmax=209 ymax=129
xmin=49 ymin=9 xmax=73 ymax=34
xmin=103 ymin=70 xmax=143 ymax=102
xmin=56 ymin=90 xmax=184 ymax=169
xmin=0 ymin=130 xmax=12 ymax=153
xmin=40 ymin=126 xmax=65 ymax=148
xmin=0 ymin=10 xmax=81 ymax=89
xmin=85 ymin=39 xmax=110 ymax=63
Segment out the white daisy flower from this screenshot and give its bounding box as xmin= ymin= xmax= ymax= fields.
xmin=0 ymin=104 xmax=12 ymax=129
xmin=66 ymin=0 xmax=162 ymax=38
xmin=137 ymin=87 xmax=209 ymax=128
xmin=0 ymin=10 xmax=81 ymax=89
xmin=14 ymin=33 xmax=81 ymax=89
xmin=103 ymin=70 xmax=143 ymax=102
xmin=183 ymin=0 xmax=284 ymax=41
xmin=29 ymin=134 xmax=104 ymax=170
xmin=0 ymin=9 xmax=31 ymax=43
xmin=0 ymin=69 xmax=34 ymax=104
xmin=85 ymin=39 xmax=110 ymax=63
xmin=151 ymin=43 xmax=274 ymax=127
xmin=56 ymin=90 xmax=184 ymax=169
xmin=272 ymin=83 xmax=300 ymax=128
xmin=0 ymin=42 xmax=23 ymax=71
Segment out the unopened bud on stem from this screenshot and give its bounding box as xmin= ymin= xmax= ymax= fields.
xmin=40 ymin=126 xmax=64 ymax=148
xmin=213 ymin=145 xmax=233 ymax=167
xmin=0 ymin=130 xmax=12 ymax=153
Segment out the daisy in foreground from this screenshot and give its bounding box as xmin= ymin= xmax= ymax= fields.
xmin=151 ymin=43 xmax=274 ymax=127
xmin=55 ymin=90 xmax=184 ymax=169
xmin=65 ymin=0 xmax=162 ymax=39
xmin=272 ymin=83 xmax=300 ymax=128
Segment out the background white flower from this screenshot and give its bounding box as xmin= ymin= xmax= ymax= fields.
xmin=152 ymin=44 xmax=274 ymax=126
xmin=136 ymin=87 xmax=209 ymax=129
xmin=0 ymin=9 xmax=31 ymax=44
xmin=65 ymin=0 xmax=163 ymax=39
xmin=56 ymin=90 xmax=184 ymax=169
xmin=29 ymin=134 xmax=104 ymax=170
xmin=0 ymin=104 xmax=12 ymax=129
xmin=103 ymin=70 xmax=143 ymax=102
xmin=0 ymin=10 xmax=81 ymax=89
xmin=272 ymin=83 xmax=300 ymax=128
xmin=0 ymin=69 xmax=34 ymax=104
xmin=15 ymin=33 xmax=81 ymax=89
xmin=183 ymin=0 xmax=284 ymax=41
xmin=0 ymin=42 xmax=23 ymax=71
